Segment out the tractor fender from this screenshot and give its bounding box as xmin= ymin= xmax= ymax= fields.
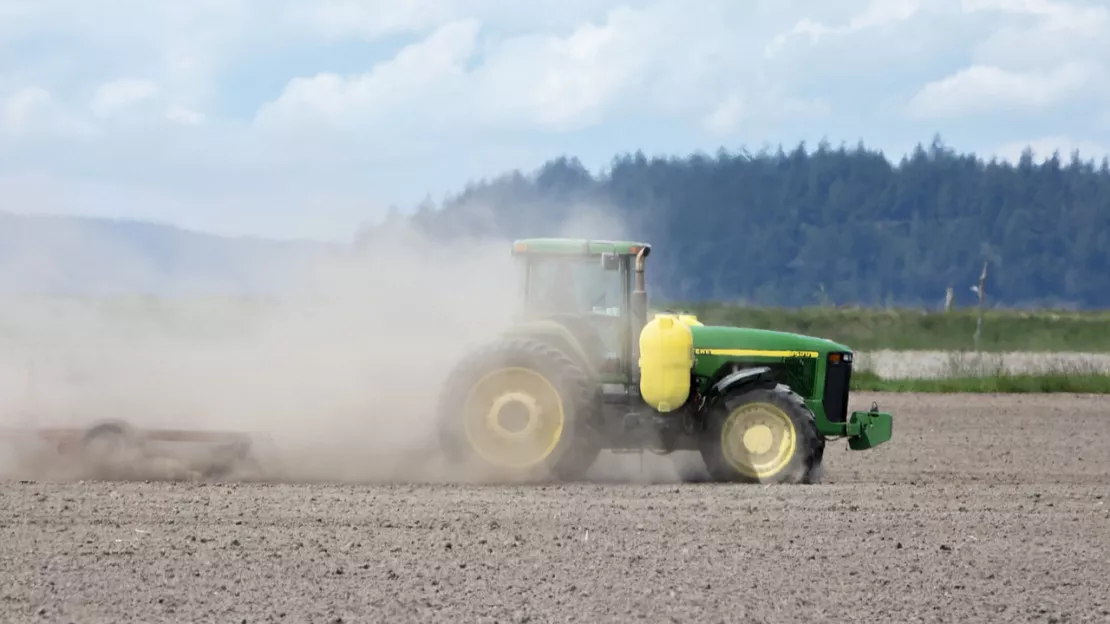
xmin=709 ymin=366 xmax=774 ymax=399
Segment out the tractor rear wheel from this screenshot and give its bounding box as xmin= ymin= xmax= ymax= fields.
xmin=436 ymin=337 xmax=601 ymax=482
xmin=698 ymin=383 xmax=824 ymax=484
xmin=79 ymin=420 xmax=144 ymax=478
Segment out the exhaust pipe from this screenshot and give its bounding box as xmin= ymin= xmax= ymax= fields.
xmin=630 ymin=246 xmax=648 ymax=382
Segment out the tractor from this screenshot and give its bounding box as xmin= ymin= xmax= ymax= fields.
xmin=435 ymin=238 xmax=893 ymax=483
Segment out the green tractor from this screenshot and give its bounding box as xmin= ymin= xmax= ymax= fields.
xmin=436 ymin=238 xmax=892 ymax=483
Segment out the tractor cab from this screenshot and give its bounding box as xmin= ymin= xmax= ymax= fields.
xmin=517 ymin=244 xmax=629 ymax=318
xmin=510 ymin=238 xmax=651 ymax=381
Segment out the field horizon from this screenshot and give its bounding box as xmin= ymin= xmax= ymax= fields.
xmin=3 ymin=297 xmax=1109 ymax=402
xmin=4 ymin=295 xmax=1110 ymax=351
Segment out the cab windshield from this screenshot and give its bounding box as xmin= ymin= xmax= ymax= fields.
xmin=523 ymin=256 xmax=627 ymax=317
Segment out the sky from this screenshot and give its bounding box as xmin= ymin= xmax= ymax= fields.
xmin=1 ymin=0 xmax=1108 ymax=241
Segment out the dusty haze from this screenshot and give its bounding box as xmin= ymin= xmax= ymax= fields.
xmin=0 ymin=201 xmax=701 ymax=483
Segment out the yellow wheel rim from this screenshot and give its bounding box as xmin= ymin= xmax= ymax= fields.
xmin=721 ymin=402 xmax=797 ymax=480
xmin=462 ymin=366 xmax=565 ymax=470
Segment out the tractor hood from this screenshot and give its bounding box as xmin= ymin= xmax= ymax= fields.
xmin=688 ymin=324 xmax=852 ymax=356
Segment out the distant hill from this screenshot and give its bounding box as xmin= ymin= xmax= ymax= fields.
xmin=0 ymin=212 xmax=329 ymax=296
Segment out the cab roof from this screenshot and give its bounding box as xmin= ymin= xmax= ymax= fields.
xmin=511 ymin=238 xmax=651 ymax=256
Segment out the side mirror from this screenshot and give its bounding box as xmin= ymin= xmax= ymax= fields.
xmin=601 ymin=253 xmax=620 ymax=271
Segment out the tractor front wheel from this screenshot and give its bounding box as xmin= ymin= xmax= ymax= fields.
xmin=698 ymin=383 xmax=824 ymax=484
xmin=436 ymin=337 xmax=601 ymax=482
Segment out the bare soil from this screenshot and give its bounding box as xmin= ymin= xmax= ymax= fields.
xmin=2 ymin=392 xmax=1108 ymax=623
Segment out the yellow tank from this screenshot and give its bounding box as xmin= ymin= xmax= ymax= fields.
xmin=674 ymin=313 xmax=703 ymax=327
xmin=638 ymin=314 xmax=695 ymax=413
xmin=647 ymin=310 xmax=704 ymax=327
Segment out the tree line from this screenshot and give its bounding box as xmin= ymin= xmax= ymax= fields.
xmin=359 ymin=136 xmax=1110 ymax=309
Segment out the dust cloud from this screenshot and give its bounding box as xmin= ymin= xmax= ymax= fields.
xmin=0 ymin=200 xmax=703 ymax=484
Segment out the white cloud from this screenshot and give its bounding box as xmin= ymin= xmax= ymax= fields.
xmin=256 ymin=4 xmax=707 ymax=134
xmin=1 ymin=85 xmax=96 ymax=139
xmin=907 ymin=62 xmax=1093 ymax=118
xmin=0 ymin=0 xmax=1107 ymax=239
xmin=472 ymin=6 xmax=666 ymax=130
xmin=847 ymin=0 xmax=922 ymax=29
xmin=962 ymin=0 xmax=1071 ymax=16
xmin=165 ymin=106 xmax=205 ymax=126
xmin=90 ymin=79 xmax=159 ymax=119
xmin=282 ymin=0 xmax=654 ymax=42
xmin=2 ymin=86 xmax=53 ymax=133
xmin=254 ymin=18 xmax=480 ymax=133
xmin=285 ymin=0 xmax=462 ymax=41
xmin=765 ymin=0 xmax=921 ymax=57
xmin=964 ymin=0 xmax=1110 ymax=69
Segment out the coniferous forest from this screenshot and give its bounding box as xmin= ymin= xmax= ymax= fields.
xmin=379 ymin=137 xmax=1110 ymax=310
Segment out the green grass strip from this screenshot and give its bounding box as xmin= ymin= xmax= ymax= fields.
xmin=669 ymin=303 xmax=1110 ymax=352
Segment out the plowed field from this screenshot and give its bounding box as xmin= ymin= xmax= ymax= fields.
xmin=2 ymin=392 xmax=1108 ymax=623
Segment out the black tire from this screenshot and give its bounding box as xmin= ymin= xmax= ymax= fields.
xmin=79 ymin=420 xmax=143 ymax=478
xmin=436 ymin=337 xmax=602 ymax=482
xmin=698 ymin=382 xmax=824 ymax=484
